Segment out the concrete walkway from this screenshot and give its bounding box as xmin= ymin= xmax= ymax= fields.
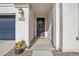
xmin=0 ymin=40 xmax=14 ymax=56
xmin=30 ymin=38 xmax=54 ymax=56
xmin=32 ymin=50 xmax=53 ymax=56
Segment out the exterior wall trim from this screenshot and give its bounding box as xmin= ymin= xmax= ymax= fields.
xmin=15 ymin=3 xmax=31 ymax=8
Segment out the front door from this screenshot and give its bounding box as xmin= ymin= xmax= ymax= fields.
xmin=37 ymin=18 xmax=45 ymax=37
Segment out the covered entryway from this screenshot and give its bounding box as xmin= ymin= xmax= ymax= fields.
xmin=29 ymin=3 xmax=54 ymax=56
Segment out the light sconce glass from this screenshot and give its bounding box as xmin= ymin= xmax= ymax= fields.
xmin=19 ymin=8 xmax=25 ymax=21
xmin=19 ymin=8 xmax=24 ymax=14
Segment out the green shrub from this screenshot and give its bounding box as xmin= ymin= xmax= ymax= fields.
xmin=14 ymin=40 xmax=27 ymax=49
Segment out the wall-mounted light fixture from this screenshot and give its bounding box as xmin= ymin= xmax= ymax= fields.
xmin=19 ymin=8 xmax=24 ymax=14
xmin=19 ymin=8 xmax=25 ymax=21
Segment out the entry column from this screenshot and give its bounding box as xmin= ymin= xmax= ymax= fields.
xmin=15 ymin=3 xmax=30 ymax=47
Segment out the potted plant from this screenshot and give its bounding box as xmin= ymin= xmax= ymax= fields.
xmin=14 ymin=40 xmax=27 ymax=54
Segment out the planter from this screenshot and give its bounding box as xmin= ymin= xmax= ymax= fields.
xmin=15 ymin=48 xmax=24 ymax=54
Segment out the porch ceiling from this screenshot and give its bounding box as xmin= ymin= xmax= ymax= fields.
xmin=31 ymin=3 xmax=52 ymax=17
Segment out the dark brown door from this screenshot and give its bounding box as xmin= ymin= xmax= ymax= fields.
xmin=37 ymin=18 xmax=45 ymax=37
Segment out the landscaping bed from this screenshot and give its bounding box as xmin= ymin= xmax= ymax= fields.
xmin=52 ymin=50 xmax=79 ymax=56
xmin=4 ymin=49 xmax=32 ymax=56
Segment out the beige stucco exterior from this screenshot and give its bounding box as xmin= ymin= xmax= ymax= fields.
xmin=0 ymin=3 xmax=79 ymax=52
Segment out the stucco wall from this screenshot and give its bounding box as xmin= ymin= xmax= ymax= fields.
xmin=78 ymin=4 xmax=79 ymax=39
xmin=0 ymin=7 xmax=15 ymax=15
xmin=15 ymin=8 xmax=30 ymax=47
xmin=59 ymin=3 xmax=63 ymax=50
xmin=62 ymin=3 xmax=79 ymax=52
xmin=52 ymin=3 xmax=56 ymax=48
xmin=47 ymin=7 xmax=53 ymax=42
xmin=56 ymin=3 xmax=60 ymax=50
xmin=29 ymin=8 xmax=35 ymax=45
xmin=52 ymin=3 xmax=60 ymax=50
